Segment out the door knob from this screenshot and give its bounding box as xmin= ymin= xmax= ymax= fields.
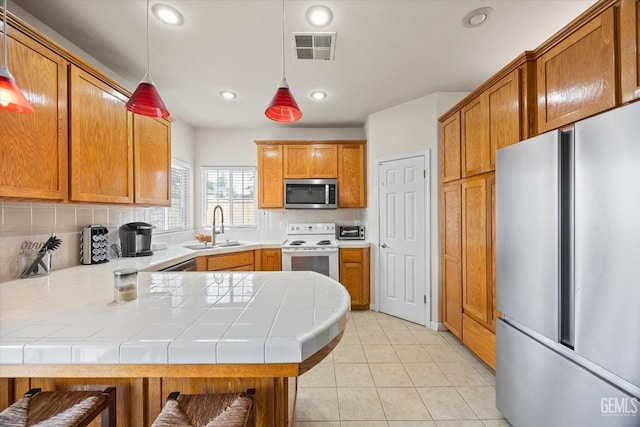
xmin=381 ymin=243 xmax=388 ymax=248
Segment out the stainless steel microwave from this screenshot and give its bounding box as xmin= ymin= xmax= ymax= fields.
xmin=284 ymin=179 xmax=337 ymax=209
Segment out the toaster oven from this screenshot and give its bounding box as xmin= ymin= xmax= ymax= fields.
xmin=337 ymin=225 xmax=365 ymax=240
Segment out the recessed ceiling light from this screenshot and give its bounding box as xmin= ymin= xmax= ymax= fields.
xmin=219 ymin=90 xmax=237 ymax=100
xmin=305 ymin=5 xmax=333 ymax=28
xmin=310 ymin=91 xmax=327 ymax=100
xmin=462 ymin=7 xmax=493 ymax=28
xmin=152 ymin=3 xmax=184 ymax=26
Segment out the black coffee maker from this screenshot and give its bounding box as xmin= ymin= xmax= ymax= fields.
xmin=119 ymin=222 xmax=154 ymax=257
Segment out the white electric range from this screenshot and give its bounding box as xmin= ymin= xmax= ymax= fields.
xmin=281 ymin=223 xmax=339 ymax=281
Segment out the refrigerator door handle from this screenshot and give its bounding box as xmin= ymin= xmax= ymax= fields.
xmin=559 ymin=129 xmax=575 ymax=349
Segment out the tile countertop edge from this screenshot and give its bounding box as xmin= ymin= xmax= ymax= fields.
xmin=0 ymin=271 xmax=351 ymax=368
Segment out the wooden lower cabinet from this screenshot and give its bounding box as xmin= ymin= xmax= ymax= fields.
xmin=440 ymin=174 xmax=496 ymax=367
xmin=462 ymin=314 xmax=496 ymax=369
xmin=196 ymin=250 xmax=255 ymax=272
xmin=339 ymin=248 xmax=370 ymax=310
xmin=255 ymin=248 xmax=282 ymax=271
xmin=441 ymin=183 xmax=462 ymax=338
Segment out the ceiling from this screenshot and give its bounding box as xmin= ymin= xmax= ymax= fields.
xmin=12 ymin=0 xmax=596 ymax=129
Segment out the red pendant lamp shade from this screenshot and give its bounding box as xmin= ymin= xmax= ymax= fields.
xmin=0 ymin=68 xmax=34 ymax=113
xmin=1 ymin=0 xmax=34 ymax=114
xmin=265 ymin=79 xmax=301 ymax=122
xmin=126 ymin=75 xmax=169 ymax=118
xmin=126 ymin=0 xmax=170 ymax=118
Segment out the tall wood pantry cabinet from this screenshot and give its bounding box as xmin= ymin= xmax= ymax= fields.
xmin=439 ymin=0 xmax=638 ymax=369
xmin=440 ymin=57 xmax=529 ymax=369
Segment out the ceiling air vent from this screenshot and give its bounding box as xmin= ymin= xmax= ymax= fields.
xmin=292 ymin=32 xmax=336 ymax=60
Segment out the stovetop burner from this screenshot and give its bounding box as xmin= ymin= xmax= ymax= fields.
xmin=283 ymin=223 xmax=338 ymax=249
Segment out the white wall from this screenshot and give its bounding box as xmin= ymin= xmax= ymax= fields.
xmin=192 ymin=127 xmax=367 ymax=242
xmin=365 ymin=92 xmax=467 ymax=329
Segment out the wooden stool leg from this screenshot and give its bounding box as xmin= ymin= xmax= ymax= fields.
xmin=246 ymin=388 xmax=256 ymax=427
xmin=100 ymin=387 xmax=117 ymax=427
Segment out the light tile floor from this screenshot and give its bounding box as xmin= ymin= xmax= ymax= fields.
xmin=294 ymin=310 xmax=509 ymax=427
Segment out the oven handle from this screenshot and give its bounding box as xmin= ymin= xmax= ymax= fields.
xmin=282 ymin=248 xmax=339 ymax=255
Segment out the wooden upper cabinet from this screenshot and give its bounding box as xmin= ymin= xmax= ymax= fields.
xmin=69 ymin=66 xmax=133 ymax=203
xmin=133 ymin=115 xmax=171 ymax=206
xmin=620 ymin=0 xmax=640 ymax=103
xmin=0 ymin=25 xmax=68 ymax=201
xmin=461 ymin=175 xmax=492 ymax=327
xmin=257 ymin=145 xmax=284 ymax=208
xmin=441 ymin=183 xmax=462 ymax=338
xmin=536 ymin=7 xmax=616 ymax=133
xmin=440 ymin=111 xmax=461 ymax=183
xmin=461 ymin=96 xmax=490 ymax=177
xmin=488 ymin=68 xmax=522 ymax=168
xmin=338 ymin=143 xmax=367 ymax=208
xmin=283 ymin=144 xmax=337 ymax=178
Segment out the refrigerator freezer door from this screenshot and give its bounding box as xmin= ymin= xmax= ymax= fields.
xmin=574 ymin=101 xmax=640 ymax=389
xmin=496 ymin=131 xmax=560 ymax=342
xmin=497 ymin=320 xmax=639 ymax=427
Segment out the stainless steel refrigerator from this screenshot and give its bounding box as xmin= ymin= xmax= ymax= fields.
xmin=496 ymin=101 xmax=640 ymax=427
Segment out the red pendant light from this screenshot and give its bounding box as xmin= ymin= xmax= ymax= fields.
xmin=265 ymin=0 xmax=301 ymax=123
xmin=0 ymin=0 xmax=34 ymax=114
xmin=126 ymin=0 xmax=169 ymax=118
xmin=265 ymin=78 xmax=301 ymax=122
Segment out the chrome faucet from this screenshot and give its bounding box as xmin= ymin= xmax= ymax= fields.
xmin=212 ymin=205 xmax=224 ymax=247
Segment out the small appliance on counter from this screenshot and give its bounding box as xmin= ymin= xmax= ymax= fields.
xmin=337 ymin=225 xmax=365 ymax=240
xmin=119 ymin=222 xmax=154 ymax=257
xmin=81 ymin=225 xmax=110 ymax=265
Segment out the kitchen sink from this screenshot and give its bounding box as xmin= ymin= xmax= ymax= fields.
xmin=183 ymin=241 xmax=243 ymax=250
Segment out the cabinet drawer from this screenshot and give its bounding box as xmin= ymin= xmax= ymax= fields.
xmin=207 ymin=251 xmax=255 ymax=270
xmin=340 ymin=248 xmax=364 ymax=263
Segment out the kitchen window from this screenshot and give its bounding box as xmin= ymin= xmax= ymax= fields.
xmin=202 ymin=167 xmax=256 ymax=227
xmin=148 ymin=160 xmax=191 ymax=233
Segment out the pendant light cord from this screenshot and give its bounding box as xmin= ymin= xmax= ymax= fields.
xmin=2 ymin=0 xmax=8 ymax=69
xmin=145 ymin=0 xmax=151 ymax=78
xmin=281 ymin=0 xmax=285 ymax=81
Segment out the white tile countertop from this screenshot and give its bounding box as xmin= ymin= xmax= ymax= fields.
xmin=0 ymin=269 xmax=350 ymax=366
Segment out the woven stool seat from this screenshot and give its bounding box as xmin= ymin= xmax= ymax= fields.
xmin=152 ymin=389 xmax=255 ymax=427
xmin=0 ymin=387 xmax=116 ymax=427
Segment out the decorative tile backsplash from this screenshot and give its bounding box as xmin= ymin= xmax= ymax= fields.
xmin=0 ymin=202 xmax=367 ymax=283
xmin=0 ymin=202 xmax=187 ymax=283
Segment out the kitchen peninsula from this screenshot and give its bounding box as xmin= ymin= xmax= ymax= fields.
xmin=0 ymin=259 xmax=350 ymax=426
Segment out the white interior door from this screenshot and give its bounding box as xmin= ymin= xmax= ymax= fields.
xmin=378 ymin=155 xmax=427 ymax=325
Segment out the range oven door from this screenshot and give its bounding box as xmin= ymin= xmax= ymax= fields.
xmin=281 ymin=248 xmax=339 ymax=281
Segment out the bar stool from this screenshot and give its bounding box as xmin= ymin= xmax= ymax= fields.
xmin=0 ymin=387 xmax=116 ymax=427
xmin=152 ymin=389 xmax=255 ymax=427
